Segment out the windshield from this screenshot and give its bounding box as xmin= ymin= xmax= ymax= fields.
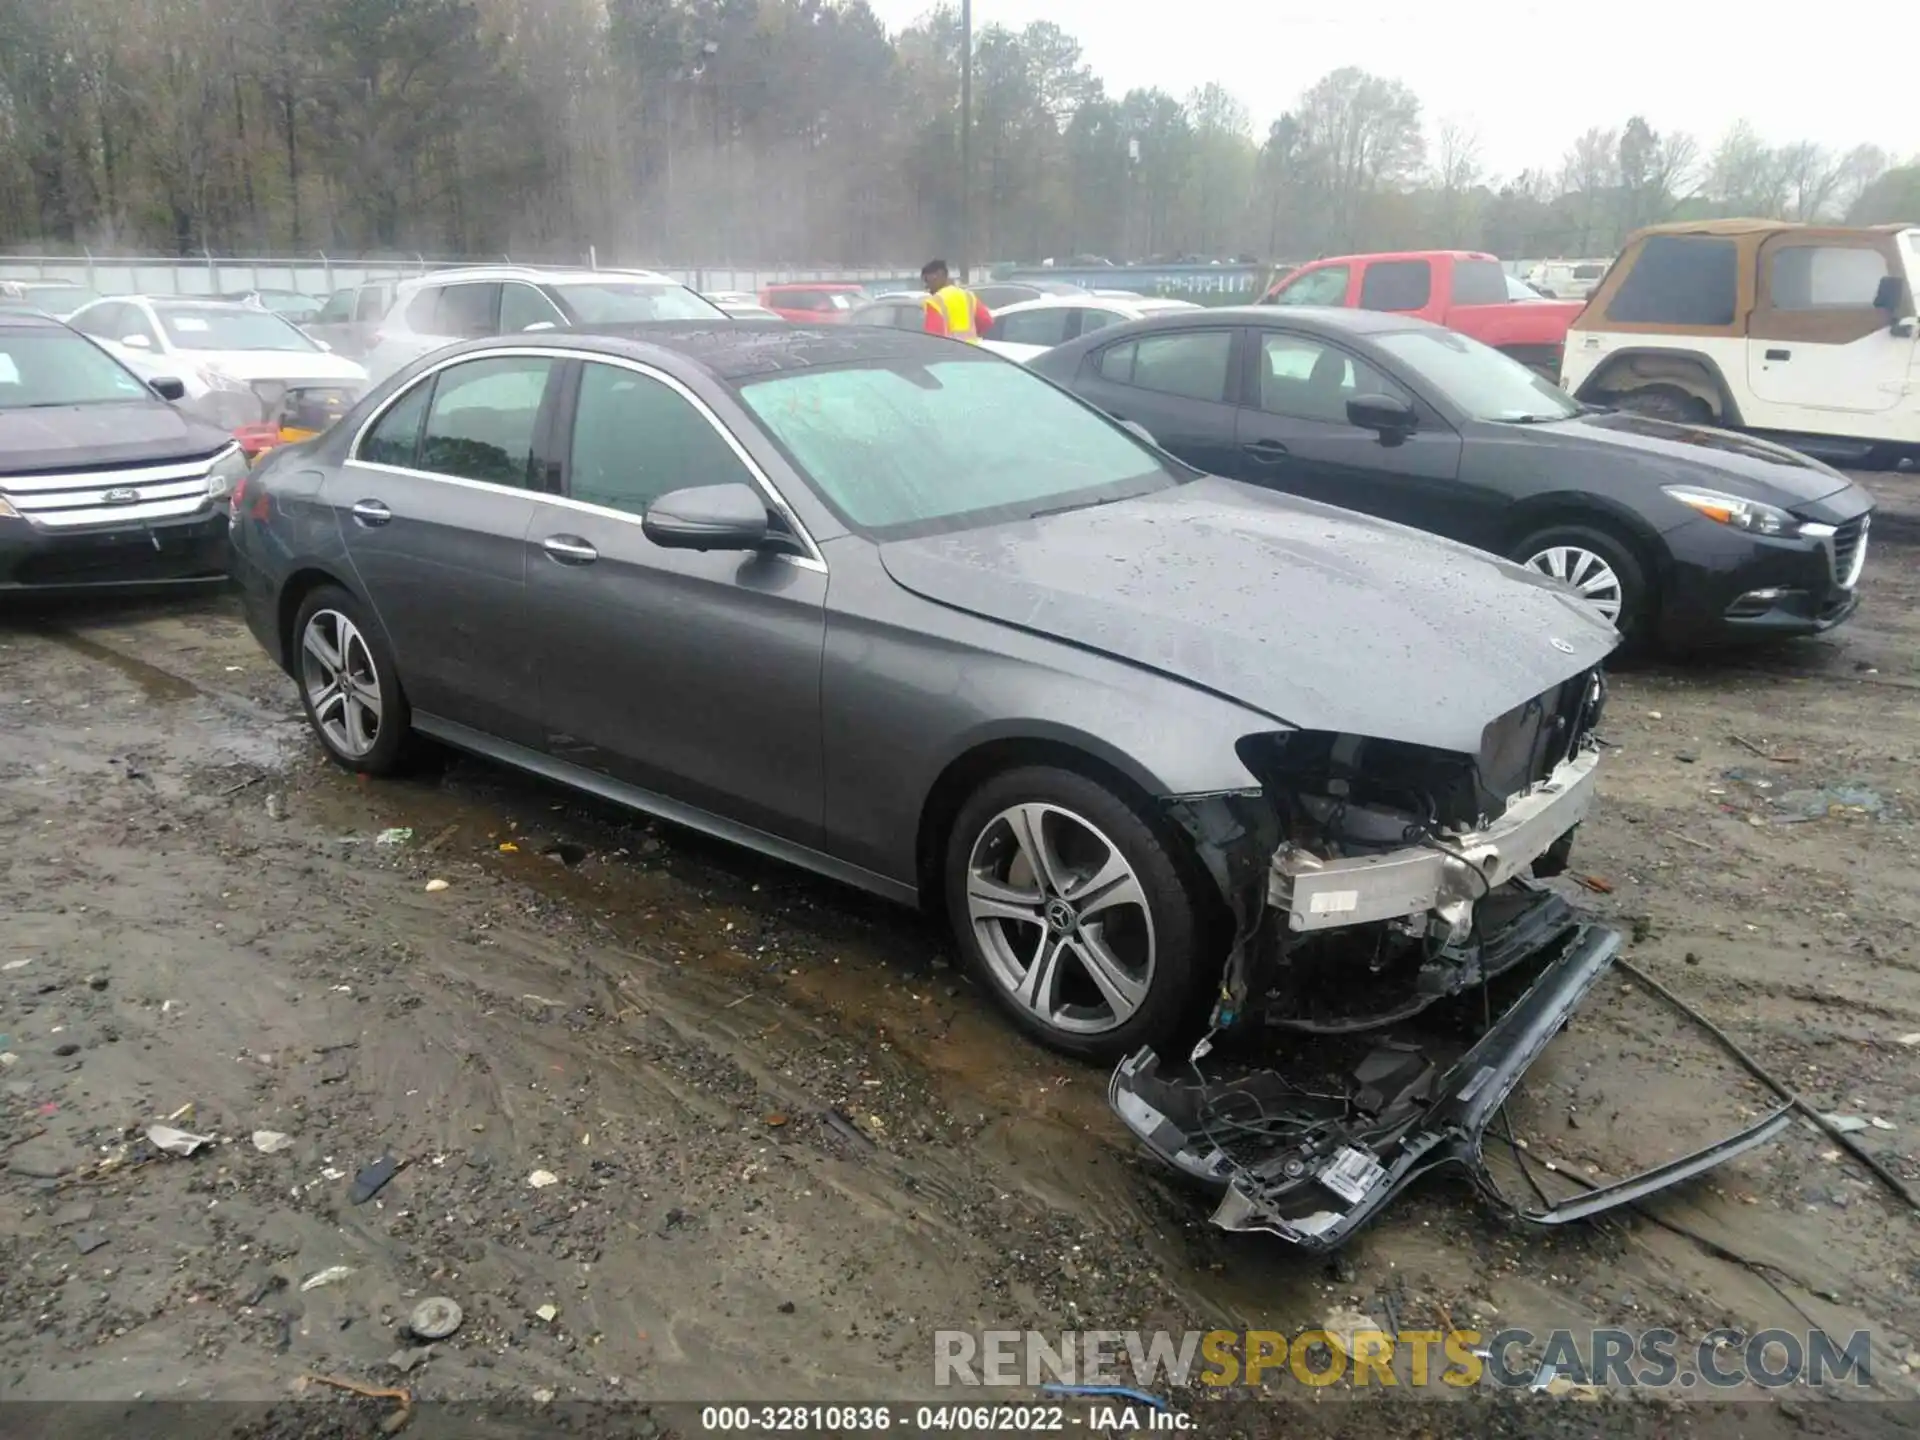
xmin=158 ymin=306 xmax=317 ymax=352
xmin=0 ymin=329 xmax=156 ymax=408
xmin=13 ymin=285 xmax=101 ymax=316
xmin=1374 ymin=327 xmax=1579 ymax=423
xmin=738 ymin=356 xmax=1175 ymax=536
xmin=1504 ymin=274 xmax=1545 ymax=300
xmin=550 ymin=282 xmax=725 ymax=324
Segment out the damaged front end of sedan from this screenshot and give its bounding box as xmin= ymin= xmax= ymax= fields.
xmin=1121 ymin=663 xmax=1790 ymax=1249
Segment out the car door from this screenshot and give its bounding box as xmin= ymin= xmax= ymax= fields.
xmin=1071 ymin=326 xmax=1243 ymax=476
xmin=523 ymin=357 xmax=826 ymax=844
xmin=1748 ymin=234 xmax=1913 ymax=420
xmin=1232 ymin=328 xmax=1467 ymax=534
xmin=332 ymin=352 xmax=559 ymax=744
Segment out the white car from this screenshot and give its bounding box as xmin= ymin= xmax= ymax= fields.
xmin=1523 ymin=259 xmax=1610 ymax=300
xmin=979 ymin=294 xmax=1203 ymax=364
xmin=67 ymin=296 xmax=368 ymax=450
xmin=362 ymin=266 xmax=728 ymax=382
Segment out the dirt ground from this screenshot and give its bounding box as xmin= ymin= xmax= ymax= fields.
xmin=3 ymin=472 xmax=1919 ymax=1437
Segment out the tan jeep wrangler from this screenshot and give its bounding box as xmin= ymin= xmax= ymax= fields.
xmin=1560 ymin=219 xmax=1919 ymax=467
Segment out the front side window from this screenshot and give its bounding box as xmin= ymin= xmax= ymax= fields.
xmin=1358 ymin=260 xmax=1433 ymax=311
xmin=546 ymin=282 xmax=724 ymax=324
xmin=1373 ymin=327 xmax=1578 ymax=423
xmin=358 ymin=379 xmax=433 ymax=468
xmin=0 ymin=328 xmax=155 ymax=408
xmin=568 ymin=362 xmax=754 ymax=517
xmin=1606 ymin=236 xmax=1737 ymax=326
xmin=1098 ymin=330 xmax=1234 ymax=402
xmin=1270 ymin=265 xmax=1350 ymax=307
xmin=1257 ymin=333 xmax=1407 ymax=424
xmin=500 ymin=282 xmax=566 ymax=333
xmin=415 ymin=356 xmax=555 ymax=487
xmin=1768 ymin=245 xmax=1890 ymax=309
xmin=156 ymin=307 xmax=316 ymax=352
xmin=432 ymin=283 xmax=500 ymax=338
xmin=738 ymin=354 xmax=1175 ymax=536
xmin=993 ymin=308 xmax=1074 ymax=347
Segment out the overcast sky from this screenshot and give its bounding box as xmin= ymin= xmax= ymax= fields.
xmin=868 ymin=0 xmax=1917 ymax=179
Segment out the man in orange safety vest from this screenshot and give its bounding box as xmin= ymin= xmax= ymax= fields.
xmin=921 ymin=259 xmax=992 ymax=342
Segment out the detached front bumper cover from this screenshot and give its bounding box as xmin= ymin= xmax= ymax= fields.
xmin=1109 ymin=925 xmax=1792 ymax=1250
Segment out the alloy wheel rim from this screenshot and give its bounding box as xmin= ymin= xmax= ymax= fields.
xmin=300 ymin=610 xmax=383 ymax=759
xmin=965 ymin=802 xmax=1156 ymax=1036
xmin=1526 ymin=545 xmax=1625 ymax=623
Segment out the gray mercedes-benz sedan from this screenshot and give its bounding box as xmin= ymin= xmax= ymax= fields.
xmin=229 ymin=325 xmax=1618 ymax=1066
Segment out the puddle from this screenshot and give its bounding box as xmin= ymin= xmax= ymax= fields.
xmin=40 ymin=627 xmax=202 ymax=702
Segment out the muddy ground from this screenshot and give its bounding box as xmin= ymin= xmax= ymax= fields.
xmin=3 ymin=474 xmax=1919 ymax=1437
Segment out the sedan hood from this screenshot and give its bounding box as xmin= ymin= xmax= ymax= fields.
xmin=879 ymin=477 xmax=1618 ymax=756
xmin=0 ymin=401 xmax=232 ymax=473
xmin=1507 ymin=410 xmax=1855 ymax=506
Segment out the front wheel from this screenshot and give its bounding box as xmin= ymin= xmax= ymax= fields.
xmin=944 ymin=766 xmax=1210 ymax=1062
xmin=292 ymin=585 xmax=412 ymax=775
xmin=1612 ymin=384 xmax=1712 ymax=425
xmin=1514 ymin=523 xmax=1651 ymax=646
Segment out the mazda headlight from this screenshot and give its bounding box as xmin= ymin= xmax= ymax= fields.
xmin=205 ymin=445 xmax=248 ymax=501
xmin=1662 ymin=485 xmax=1803 ymax=538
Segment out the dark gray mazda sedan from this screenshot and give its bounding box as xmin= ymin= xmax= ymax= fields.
xmin=230 ymin=325 xmax=1618 ymax=1064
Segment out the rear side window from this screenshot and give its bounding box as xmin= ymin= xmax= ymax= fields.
xmin=1450 ymin=260 xmax=1510 ymax=305
xmin=355 ymin=285 xmax=391 ymax=323
xmin=358 ymin=379 xmax=432 ymax=468
xmin=416 ymin=356 xmax=555 ymax=487
xmin=1095 ymin=331 xmax=1233 ymax=402
xmin=315 ymin=290 xmax=354 ymax=324
xmin=993 ymin=308 xmax=1074 ymax=347
xmin=1573 ymin=263 xmax=1605 ymax=281
xmin=1358 ymin=261 xmax=1432 ymax=311
xmin=431 ymin=283 xmax=499 ymax=338
xmin=1606 ymin=237 xmax=1737 ymax=325
xmin=1768 ymin=246 xmax=1889 ymax=309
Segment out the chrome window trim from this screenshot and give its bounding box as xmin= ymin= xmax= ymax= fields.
xmin=345 ymin=346 xmax=828 ymax=573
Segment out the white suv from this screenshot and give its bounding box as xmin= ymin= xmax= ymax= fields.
xmin=361 ymin=267 xmax=727 ymax=383
xmin=1562 ymin=221 xmax=1920 ymax=466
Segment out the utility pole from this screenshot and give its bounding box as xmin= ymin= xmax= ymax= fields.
xmin=958 ymin=0 xmax=971 ymax=282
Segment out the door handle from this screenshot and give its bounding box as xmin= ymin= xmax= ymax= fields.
xmin=350 ymin=499 xmax=392 ymax=526
xmin=1765 ymin=348 xmax=1791 ymax=361
xmin=541 ymin=534 xmax=598 ymax=565
xmin=1243 ymin=439 xmax=1290 ymax=464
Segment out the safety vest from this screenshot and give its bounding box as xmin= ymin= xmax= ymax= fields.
xmin=927 ymin=284 xmax=979 ymax=342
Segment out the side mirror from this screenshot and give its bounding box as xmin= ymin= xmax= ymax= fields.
xmin=315 ymin=338 xmax=334 ymax=351
xmin=1347 ymin=392 xmax=1418 ymax=444
xmin=642 ymin=482 xmax=775 ymax=552
xmin=149 ymin=376 xmax=187 ymax=402
xmin=1118 ymin=418 xmax=1158 ymax=447
xmin=121 ymin=333 xmax=153 ymax=349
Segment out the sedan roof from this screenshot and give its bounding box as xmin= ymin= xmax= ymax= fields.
xmin=419 ymin=324 xmax=965 ymax=384
xmin=1113 ymin=304 xmax=1440 ymax=337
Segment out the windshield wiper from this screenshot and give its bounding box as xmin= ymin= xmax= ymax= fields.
xmin=1497 ymin=413 xmax=1572 ymax=425
xmin=1028 ymin=495 xmax=1118 ymax=521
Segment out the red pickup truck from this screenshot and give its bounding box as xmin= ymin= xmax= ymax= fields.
xmin=1259 ymin=250 xmax=1582 ymax=379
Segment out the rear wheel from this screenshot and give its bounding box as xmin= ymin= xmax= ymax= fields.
xmin=944 ymin=765 xmax=1208 ymax=1062
xmin=1514 ymin=522 xmax=1651 ymax=645
xmin=293 ymin=585 xmax=412 ymax=775
xmin=1612 ymin=383 xmax=1712 ymax=425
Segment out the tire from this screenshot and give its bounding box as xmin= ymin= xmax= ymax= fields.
xmin=1613 ymin=383 xmax=1712 ymax=425
xmin=1513 ymin=522 xmax=1652 ymax=647
xmin=944 ymin=765 xmax=1209 ymax=1062
xmin=291 ymin=585 xmax=412 ymax=775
